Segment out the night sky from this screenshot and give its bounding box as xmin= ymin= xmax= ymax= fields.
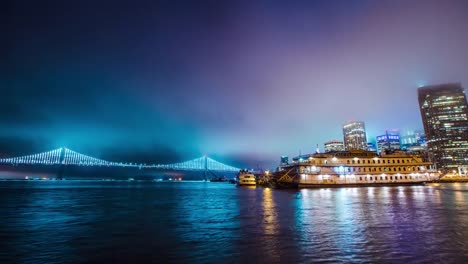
xmin=3 ymin=0 xmax=468 ymax=168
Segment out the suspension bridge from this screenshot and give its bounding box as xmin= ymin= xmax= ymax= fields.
xmin=0 ymin=147 xmax=240 ymax=172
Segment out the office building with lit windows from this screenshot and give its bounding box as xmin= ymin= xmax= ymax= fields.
xmin=376 ymin=129 xmax=401 ymax=154
xmin=343 ymin=121 xmax=368 ymax=151
xmin=400 ymin=129 xmax=426 ymax=150
xmin=367 ymin=142 xmax=377 ymax=152
xmin=418 ymin=83 xmax=468 ymax=171
xmin=324 ymin=140 xmax=345 ymax=152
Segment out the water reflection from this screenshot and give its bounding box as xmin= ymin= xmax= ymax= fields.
xmin=262 ymin=188 xmax=278 ymax=236
xmin=0 ymin=182 xmax=467 ymax=263
xmin=292 ymin=185 xmax=468 ymax=262
xmin=171 ymin=182 xmax=241 ymax=262
xmin=257 ymin=188 xmax=280 ymax=262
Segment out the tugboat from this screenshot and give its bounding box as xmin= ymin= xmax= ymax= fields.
xmin=237 ymin=170 xmax=256 ymax=186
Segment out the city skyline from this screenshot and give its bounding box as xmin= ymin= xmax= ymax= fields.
xmin=2 ymin=0 xmax=468 ymax=168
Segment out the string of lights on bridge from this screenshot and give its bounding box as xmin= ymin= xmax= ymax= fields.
xmin=0 ymin=147 xmax=240 ymax=172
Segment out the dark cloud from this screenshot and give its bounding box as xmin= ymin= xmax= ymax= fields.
xmin=100 ymin=145 xmax=184 ymax=164
xmin=0 ymin=136 xmax=49 ymax=157
xmin=2 ymin=0 xmax=468 ymax=167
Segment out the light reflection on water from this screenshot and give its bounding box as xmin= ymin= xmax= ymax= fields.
xmin=0 ymin=181 xmax=467 ymax=263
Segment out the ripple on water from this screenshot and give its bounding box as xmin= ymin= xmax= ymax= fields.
xmin=0 ymin=181 xmax=467 ymax=263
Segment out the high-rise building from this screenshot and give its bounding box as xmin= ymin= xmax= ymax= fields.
xmin=367 ymin=142 xmax=377 ymax=152
xmin=418 ymin=83 xmax=468 ymax=171
xmin=400 ymin=129 xmax=426 ymax=150
xmin=324 ymin=140 xmax=345 ymax=152
xmin=376 ymin=129 xmax=401 ymax=154
xmin=343 ymin=121 xmax=368 ymax=150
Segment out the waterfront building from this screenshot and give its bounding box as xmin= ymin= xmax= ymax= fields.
xmin=418 ymin=83 xmax=468 ymax=171
xmin=343 ymin=121 xmax=368 ymax=151
xmin=376 ymin=129 xmax=401 ymax=154
xmin=324 ymin=140 xmax=345 ymax=152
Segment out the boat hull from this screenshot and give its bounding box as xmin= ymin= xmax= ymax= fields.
xmin=237 ymin=183 xmax=257 ymax=186
xmin=298 ymin=181 xmax=427 ymax=188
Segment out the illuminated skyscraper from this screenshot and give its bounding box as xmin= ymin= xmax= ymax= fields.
xmin=400 ymin=129 xmax=426 ymax=150
xmin=343 ymin=121 xmax=368 ymax=150
xmin=324 ymin=140 xmax=345 ymax=152
xmin=376 ymin=129 xmax=401 ymax=154
xmin=418 ymin=83 xmax=468 ymax=171
xmin=367 ymin=142 xmax=377 ymax=152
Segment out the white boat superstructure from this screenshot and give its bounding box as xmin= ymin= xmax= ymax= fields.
xmin=278 ymin=150 xmax=441 ymax=187
xmin=238 ymin=170 xmax=256 ymax=186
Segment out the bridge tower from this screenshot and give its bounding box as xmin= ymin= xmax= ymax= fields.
xmin=56 ymin=147 xmax=66 ymax=180
xmin=203 ymin=155 xmax=208 ymax=181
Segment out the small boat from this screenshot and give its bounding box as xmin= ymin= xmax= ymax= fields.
xmin=237 ymin=170 xmax=256 ymax=186
xmin=210 ymin=177 xmax=227 ymax=182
